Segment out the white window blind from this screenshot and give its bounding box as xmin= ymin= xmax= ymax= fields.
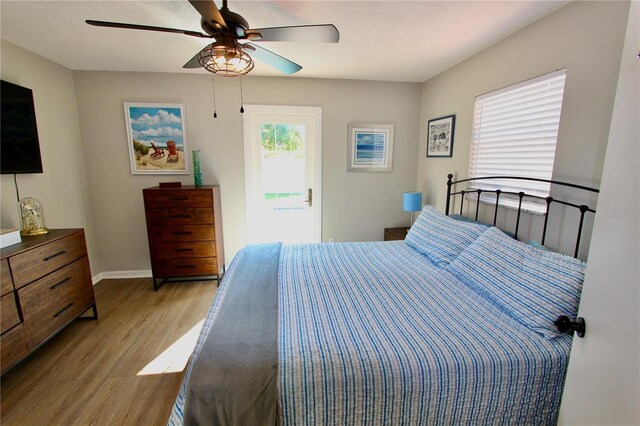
xmin=468 ymin=69 xmax=567 ymax=207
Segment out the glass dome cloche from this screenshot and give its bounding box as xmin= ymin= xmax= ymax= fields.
xmin=19 ymin=197 xmax=49 ymax=236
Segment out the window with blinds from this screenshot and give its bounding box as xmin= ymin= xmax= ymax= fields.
xmin=468 ymin=69 xmax=567 ymax=212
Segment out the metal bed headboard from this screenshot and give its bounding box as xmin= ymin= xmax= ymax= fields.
xmin=445 ymin=174 xmax=600 ymax=258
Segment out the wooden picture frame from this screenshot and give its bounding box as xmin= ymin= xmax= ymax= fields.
xmin=347 ymin=123 xmax=394 ymax=172
xmin=124 ymin=103 xmax=190 ymax=174
xmin=426 ymin=114 xmax=455 ymax=158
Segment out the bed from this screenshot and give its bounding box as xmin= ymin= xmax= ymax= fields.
xmin=168 ymin=175 xmax=598 ymax=426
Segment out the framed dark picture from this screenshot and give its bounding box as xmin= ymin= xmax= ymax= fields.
xmin=426 ymin=114 xmax=455 ymax=158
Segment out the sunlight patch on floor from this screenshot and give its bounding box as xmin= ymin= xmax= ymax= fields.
xmin=137 ymin=319 xmax=204 ymax=376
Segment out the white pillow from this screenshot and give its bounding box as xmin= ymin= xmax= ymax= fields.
xmin=404 ymin=205 xmax=488 ymax=267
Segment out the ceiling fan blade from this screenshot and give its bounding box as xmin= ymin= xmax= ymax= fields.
xmin=183 ymin=48 xmax=207 ymax=69
xmin=245 ymin=24 xmax=339 ymax=43
xmin=244 ymin=42 xmax=302 ymax=75
xmin=86 ymin=20 xmax=211 ymax=38
xmin=188 ymin=0 xmax=227 ymax=29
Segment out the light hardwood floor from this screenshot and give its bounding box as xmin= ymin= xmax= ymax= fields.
xmin=1 ymin=278 xmax=218 ymax=425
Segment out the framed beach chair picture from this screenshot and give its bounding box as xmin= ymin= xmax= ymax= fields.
xmin=124 ymin=103 xmax=190 ymax=174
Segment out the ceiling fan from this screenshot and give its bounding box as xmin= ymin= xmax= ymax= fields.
xmin=86 ymin=0 xmax=339 ymax=77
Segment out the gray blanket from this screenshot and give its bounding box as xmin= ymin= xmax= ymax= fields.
xmin=183 ymin=243 xmax=281 ymax=426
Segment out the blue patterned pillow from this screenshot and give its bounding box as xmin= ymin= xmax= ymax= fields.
xmin=404 ymin=205 xmax=488 ymax=267
xmin=447 ymin=227 xmax=586 ymax=338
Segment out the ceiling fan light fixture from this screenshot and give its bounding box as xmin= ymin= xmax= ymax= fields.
xmin=197 ymin=42 xmax=254 ymax=77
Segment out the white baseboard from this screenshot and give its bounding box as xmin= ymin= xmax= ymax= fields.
xmin=92 ymin=270 xmax=152 ymax=285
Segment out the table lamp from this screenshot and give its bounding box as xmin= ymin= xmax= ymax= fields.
xmin=403 ymin=191 xmax=422 ymax=226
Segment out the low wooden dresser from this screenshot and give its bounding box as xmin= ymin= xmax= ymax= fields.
xmin=0 ymin=229 xmax=97 ymax=375
xmin=143 ymin=185 xmax=225 ymax=290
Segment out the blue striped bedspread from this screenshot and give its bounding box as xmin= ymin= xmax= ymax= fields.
xmin=279 ymin=241 xmax=570 ymax=425
xmin=171 ymin=240 xmax=572 ymax=425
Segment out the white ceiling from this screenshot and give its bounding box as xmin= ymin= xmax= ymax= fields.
xmin=0 ymin=1 xmax=568 ymax=83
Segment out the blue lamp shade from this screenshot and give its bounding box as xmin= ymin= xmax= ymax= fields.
xmin=403 ymin=191 xmax=422 ymax=212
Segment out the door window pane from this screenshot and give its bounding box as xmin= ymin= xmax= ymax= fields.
xmin=261 ymin=123 xmax=306 ymax=212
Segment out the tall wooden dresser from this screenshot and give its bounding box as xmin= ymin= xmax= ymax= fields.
xmin=143 ymin=185 xmax=225 ymax=290
xmin=0 ymin=229 xmax=97 ymax=375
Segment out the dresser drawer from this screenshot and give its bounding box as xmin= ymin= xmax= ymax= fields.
xmin=151 ymin=242 xmax=216 ymax=260
xmin=147 ymin=225 xmax=214 ymax=243
xmin=1 ymin=324 xmax=28 ymax=373
xmin=1 ymin=259 xmax=13 ymax=296
xmin=10 ymin=232 xmax=87 ymax=289
xmin=24 ymin=297 xmax=93 ymax=349
xmin=152 ymin=257 xmax=218 ymax=278
xmin=18 ymin=256 xmax=93 ymax=329
xmin=145 ymin=208 xmax=214 ymax=225
xmin=1 ymin=293 xmax=20 ymax=334
xmin=144 ymin=189 xmax=213 ymax=209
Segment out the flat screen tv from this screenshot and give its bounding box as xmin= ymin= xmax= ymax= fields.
xmin=1 ymin=80 xmax=43 ymax=174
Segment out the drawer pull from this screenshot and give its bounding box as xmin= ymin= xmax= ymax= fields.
xmin=50 ymin=277 xmax=71 ymax=290
xmin=170 ymin=214 xmax=192 ymax=219
xmin=173 ymin=231 xmax=192 ymax=235
xmin=54 ymin=303 xmax=75 ymax=318
xmin=176 ymin=265 xmax=195 ymax=269
xmin=43 ymin=251 xmax=66 ymax=262
xmin=168 ymin=197 xmax=189 ymax=201
xmin=174 ymin=248 xmax=194 ymax=252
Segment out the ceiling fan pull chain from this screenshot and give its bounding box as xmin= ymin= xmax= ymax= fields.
xmin=240 ymin=78 xmax=245 ymax=114
xmin=211 ymin=78 xmax=218 ymax=118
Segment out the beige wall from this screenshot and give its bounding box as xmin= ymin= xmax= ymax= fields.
xmin=416 ymin=1 xmax=629 ymax=258
xmin=0 ymin=40 xmax=99 ymax=273
xmin=2 ymin=1 xmax=628 ymax=273
xmin=72 ymin=73 xmax=421 ymax=272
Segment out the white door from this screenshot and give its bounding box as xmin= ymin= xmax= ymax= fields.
xmin=243 ymin=105 xmax=322 ymax=244
xmin=559 ymin=4 xmax=639 ymax=424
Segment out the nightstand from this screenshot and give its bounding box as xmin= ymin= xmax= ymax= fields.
xmin=384 ymin=227 xmax=410 ymax=241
